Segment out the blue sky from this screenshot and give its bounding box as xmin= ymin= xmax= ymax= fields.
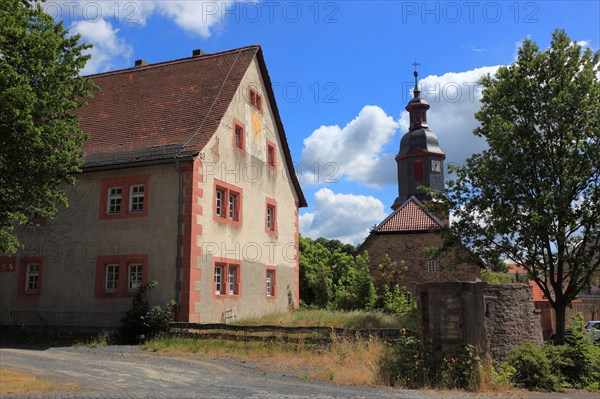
xmin=45 ymin=1 xmax=600 ymax=245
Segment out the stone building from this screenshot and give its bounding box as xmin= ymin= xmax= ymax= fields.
xmin=357 ymin=70 xmax=480 ymax=294
xmin=0 ymin=46 xmax=307 ymax=327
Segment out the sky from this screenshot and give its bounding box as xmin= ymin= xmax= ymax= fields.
xmin=44 ymin=0 xmax=600 ymax=245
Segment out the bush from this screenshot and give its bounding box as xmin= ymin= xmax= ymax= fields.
xmin=121 ymin=281 xmax=175 ymax=344
xmin=378 ymin=335 xmax=429 ymax=388
xmin=440 ymin=345 xmax=482 ymax=390
xmin=506 ymin=343 xmax=560 ymax=391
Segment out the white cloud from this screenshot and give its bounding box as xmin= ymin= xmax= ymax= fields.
xmin=70 ymin=19 xmax=132 ymax=75
xmin=299 ymin=188 xmax=387 ymax=245
xmin=399 ymin=66 xmax=501 ymax=171
xmin=299 ymin=105 xmax=399 ymax=188
xmin=576 ymin=40 xmax=590 ymax=47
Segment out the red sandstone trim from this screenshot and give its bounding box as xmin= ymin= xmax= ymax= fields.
xmin=99 ymin=175 xmax=149 ymax=220
xmin=17 ymin=257 xmax=43 ymax=299
xmin=94 ymin=254 xmax=148 ymax=298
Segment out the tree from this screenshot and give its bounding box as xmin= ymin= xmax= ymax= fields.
xmin=442 ymin=30 xmax=599 ymax=344
xmin=299 ymin=235 xmax=333 ymax=307
xmin=0 ymin=0 xmax=95 ymax=254
xmin=331 ymin=251 xmax=376 ymax=311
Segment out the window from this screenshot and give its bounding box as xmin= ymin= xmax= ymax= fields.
xmin=95 ymin=255 xmax=147 ymax=298
xmin=427 ymin=260 xmax=438 ymax=273
xmin=266 ymin=269 xmax=276 ymax=297
xmin=129 ymin=185 xmax=145 ymax=212
xmin=233 ymin=120 xmax=245 ymax=151
xmin=266 ymin=140 xmax=276 ymax=167
xmin=107 ymin=187 xmax=122 ymax=214
xmin=249 ymin=87 xmax=262 ymax=111
xmin=18 ymin=257 xmax=43 ymax=298
xmin=414 ymin=158 xmax=424 ymax=181
xmin=265 ymin=198 xmax=277 ymax=234
xmin=105 ymin=264 xmax=119 ymax=292
xmin=228 ymin=266 xmax=239 ymax=294
xmin=228 ymin=193 xmax=238 ymax=221
xmin=128 ymin=263 xmax=143 ymax=290
xmin=100 ymin=176 xmax=149 ymax=219
xmin=213 ymin=180 xmax=243 ymax=226
xmin=216 ymin=189 xmax=224 ymax=217
xmin=214 ymin=260 xmax=241 ymax=297
xmin=25 ymin=264 xmax=40 ymax=293
xmin=214 ymin=265 xmax=223 ymax=294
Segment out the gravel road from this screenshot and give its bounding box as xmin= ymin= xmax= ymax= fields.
xmin=0 ymin=345 xmax=596 ymax=399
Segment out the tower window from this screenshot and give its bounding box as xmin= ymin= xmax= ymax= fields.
xmin=414 ymin=158 xmax=424 ymax=181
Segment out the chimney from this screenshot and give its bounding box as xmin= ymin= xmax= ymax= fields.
xmin=192 ymin=49 xmax=206 ymax=57
xmin=134 ymin=59 xmax=148 ymax=67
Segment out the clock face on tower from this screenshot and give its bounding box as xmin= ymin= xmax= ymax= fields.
xmin=431 ymin=159 xmax=442 ymax=172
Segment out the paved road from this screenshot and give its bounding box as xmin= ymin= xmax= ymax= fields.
xmin=0 ymin=345 xmax=595 ymax=399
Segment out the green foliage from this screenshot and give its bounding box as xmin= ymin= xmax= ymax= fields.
xmin=315 ymin=237 xmax=355 ymax=256
xmin=440 ymin=345 xmax=482 ymax=390
xmin=331 ymin=252 xmax=377 ymax=311
xmin=488 ymin=362 xmax=516 ymax=390
xmin=299 ymin=235 xmax=333 ymax=307
xmin=506 ymin=343 xmax=560 ymax=391
xmin=480 ymin=271 xmax=512 ymax=284
xmin=121 ymin=281 xmax=175 ymax=344
xmin=380 ymin=285 xmax=416 ymax=317
xmin=378 ymin=335 xmax=428 ymax=388
xmin=438 ymin=29 xmax=600 ymax=344
xmin=0 ymin=0 xmax=96 ymax=253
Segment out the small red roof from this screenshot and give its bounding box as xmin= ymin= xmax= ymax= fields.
xmin=375 ymin=196 xmax=444 ymax=233
xmin=506 ymin=263 xmax=527 ymax=274
xmin=529 ymin=281 xmax=548 ymax=302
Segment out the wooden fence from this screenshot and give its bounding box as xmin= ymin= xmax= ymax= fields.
xmin=169 ymin=322 xmax=414 ymax=344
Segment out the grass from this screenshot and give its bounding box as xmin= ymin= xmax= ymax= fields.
xmin=142 ymin=335 xmax=388 ymax=386
xmin=0 ymin=368 xmax=79 ymax=395
xmin=236 ymin=309 xmax=412 ymax=329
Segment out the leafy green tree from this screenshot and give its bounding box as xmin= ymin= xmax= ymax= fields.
xmin=299 ymin=235 xmax=333 ymax=307
xmin=331 ymin=252 xmax=376 ymax=311
xmin=0 ymin=0 xmax=95 ymax=253
xmin=315 ymin=237 xmax=355 ymax=255
xmin=441 ymin=30 xmax=600 ymax=344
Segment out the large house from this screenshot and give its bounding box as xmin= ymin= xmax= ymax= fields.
xmin=0 ymin=45 xmax=307 ymax=326
xmin=357 ymin=71 xmax=480 ymax=294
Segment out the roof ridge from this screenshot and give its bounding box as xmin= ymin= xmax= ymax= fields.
xmin=84 ymin=45 xmax=261 ymax=78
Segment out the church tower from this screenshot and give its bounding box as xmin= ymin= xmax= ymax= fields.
xmin=392 ymin=69 xmax=445 ymax=210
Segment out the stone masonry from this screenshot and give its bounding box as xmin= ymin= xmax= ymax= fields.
xmin=417 ymin=281 xmax=542 ymax=361
xmin=363 ymin=232 xmax=481 ymax=295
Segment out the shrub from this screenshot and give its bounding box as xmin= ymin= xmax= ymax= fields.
xmin=440 ymin=345 xmax=482 ymax=390
xmin=377 ymin=335 xmax=429 ymax=388
xmin=121 ymin=281 xmax=175 ymax=344
xmin=506 ymin=343 xmax=559 ymax=391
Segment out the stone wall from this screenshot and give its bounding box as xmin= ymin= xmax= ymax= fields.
xmin=417 ymin=281 xmax=542 ymax=361
xmin=483 ymin=284 xmax=543 ymax=360
xmin=361 ymin=232 xmax=481 ymax=294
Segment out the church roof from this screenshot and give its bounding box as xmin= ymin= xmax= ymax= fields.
xmin=397 ymin=128 xmax=445 ymax=158
xmin=374 ymin=196 xmax=445 ymax=233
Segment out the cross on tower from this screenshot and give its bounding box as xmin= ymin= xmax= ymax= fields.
xmin=412 ymin=61 xmax=421 ymax=71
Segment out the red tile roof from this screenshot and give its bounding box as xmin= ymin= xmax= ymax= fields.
xmin=506 ymin=263 xmax=527 ymax=274
xmin=75 ymin=45 xmax=306 ymax=207
xmin=375 ymin=197 xmax=444 ymax=233
xmin=529 ymin=280 xmax=547 ymax=302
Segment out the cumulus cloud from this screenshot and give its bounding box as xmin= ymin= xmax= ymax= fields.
xmin=70 ymin=19 xmax=133 ymax=75
xmin=299 ymin=188 xmax=388 ymax=245
xmin=299 ymin=105 xmax=399 ymax=188
xmin=399 ymin=66 xmax=501 ymax=170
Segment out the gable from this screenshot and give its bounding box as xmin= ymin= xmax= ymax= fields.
xmin=375 ymin=196 xmax=444 ymax=233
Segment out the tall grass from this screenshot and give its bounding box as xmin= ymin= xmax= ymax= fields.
xmin=237 ymin=309 xmax=413 ymax=329
xmin=143 ymin=335 xmax=387 ymax=386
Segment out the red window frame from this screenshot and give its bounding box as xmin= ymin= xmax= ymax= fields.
xmin=233 ymin=119 xmax=246 ymax=153
xmin=249 ymin=87 xmax=263 ymax=112
xmin=95 ymin=254 xmax=148 ymax=298
xmin=266 ymin=140 xmax=276 ymax=168
xmin=265 ymin=198 xmax=277 ymax=235
xmin=213 ymin=258 xmax=242 ymax=299
xmin=99 ymin=175 xmax=149 ymax=220
xmin=17 ymin=257 xmax=43 ymax=298
xmin=414 ymin=158 xmax=424 ymax=181
xmin=213 ymin=179 xmax=243 ymax=227
xmin=265 ymin=266 xmax=276 ymax=299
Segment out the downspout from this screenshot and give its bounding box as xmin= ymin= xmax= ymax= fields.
xmin=174 ymin=158 xmax=184 ymax=321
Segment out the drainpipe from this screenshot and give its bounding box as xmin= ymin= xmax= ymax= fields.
xmin=174 ymin=158 xmax=184 ymax=321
